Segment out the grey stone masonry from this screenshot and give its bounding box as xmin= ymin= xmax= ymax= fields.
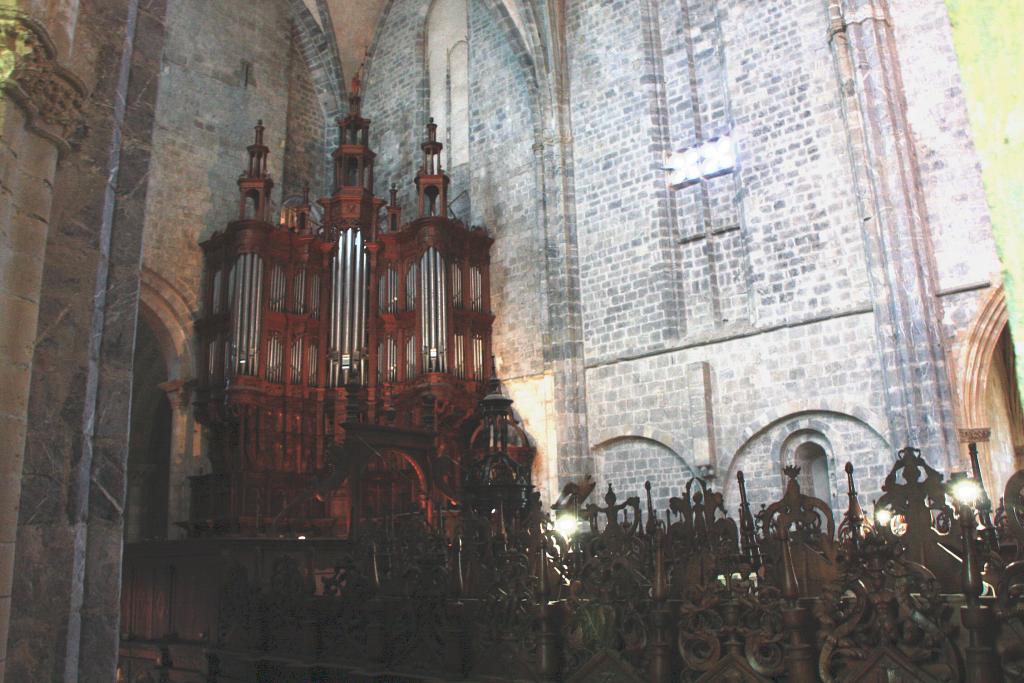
xmin=350 ymin=0 xmax=1003 ymax=509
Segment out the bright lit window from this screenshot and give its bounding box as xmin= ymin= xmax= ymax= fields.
xmin=666 ymin=135 xmax=736 ymax=187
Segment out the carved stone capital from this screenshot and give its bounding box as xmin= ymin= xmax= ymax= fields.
xmin=958 ymin=427 xmax=992 ymax=444
xmin=1 ymin=10 xmax=87 ymax=155
xmin=159 ymin=378 xmax=195 ymax=411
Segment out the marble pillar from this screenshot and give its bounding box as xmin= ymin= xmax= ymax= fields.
xmin=3 ymin=0 xmax=168 ymax=680
xmin=0 ymin=7 xmax=85 ymax=681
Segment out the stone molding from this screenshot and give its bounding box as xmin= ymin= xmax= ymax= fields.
xmin=0 ymin=10 xmax=87 ymax=155
xmin=958 ymin=427 xmax=992 ymax=444
xmin=958 ymin=285 xmax=1009 ymax=430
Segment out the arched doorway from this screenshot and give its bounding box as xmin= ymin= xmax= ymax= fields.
xmin=124 ymin=316 xmax=172 ymax=541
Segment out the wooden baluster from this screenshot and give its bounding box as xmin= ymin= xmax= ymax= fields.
xmin=780 ymin=528 xmax=816 ymax=683
xmin=648 ymin=527 xmax=671 ymax=683
xmin=959 ymin=494 xmax=1004 ymax=682
xmin=536 ymin=535 xmax=559 ymax=682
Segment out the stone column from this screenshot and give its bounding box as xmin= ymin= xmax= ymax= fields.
xmin=4 ymin=0 xmax=168 ymax=680
xmin=0 ymin=8 xmax=85 ymax=682
xmin=537 ymin=0 xmax=592 ymax=488
xmin=160 ymin=379 xmax=200 ymax=538
xmin=826 ymin=0 xmax=960 ymax=464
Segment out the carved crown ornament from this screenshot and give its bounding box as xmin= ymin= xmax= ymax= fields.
xmin=0 ymin=10 xmax=87 ymax=155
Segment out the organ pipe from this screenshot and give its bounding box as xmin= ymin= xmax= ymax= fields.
xmin=293 ymin=268 xmax=306 ymax=313
xmin=192 ymin=116 xmax=492 ymax=535
xmin=330 ymin=227 xmax=369 ymax=386
xmin=231 ymin=252 xmax=264 ymax=376
xmin=418 ymin=247 xmax=449 ymax=373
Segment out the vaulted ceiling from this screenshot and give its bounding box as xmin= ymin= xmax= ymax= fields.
xmin=305 ymin=0 xmax=537 ymax=89
xmin=323 ymin=0 xmax=389 ymax=85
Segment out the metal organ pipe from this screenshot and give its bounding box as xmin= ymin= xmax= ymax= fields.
xmin=342 ymin=230 xmax=352 ymax=376
xmin=330 ymin=238 xmax=341 ymax=385
xmin=230 ymin=253 xmax=264 ymax=376
xmin=434 ymin=249 xmax=440 ymax=370
xmin=251 ymin=256 xmax=264 ymax=374
xmin=355 ymin=230 xmax=367 ymax=383
xmin=420 ymin=252 xmax=428 ymax=369
xmin=439 ymin=252 xmax=447 ymax=373
xmin=418 ymin=247 xmax=448 ymax=373
xmin=230 ymin=262 xmax=241 ymax=374
xmin=329 ymin=228 xmax=370 ymax=386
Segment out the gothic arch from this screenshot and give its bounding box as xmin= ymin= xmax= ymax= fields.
xmin=959 ymin=284 xmax=1011 ymax=429
xmin=135 ymin=267 xmax=202 ymax=538
xmin=955 ymin=284 xmax=1024 ymax=496
xmin=478 ymin=0 xmax=543 ymax=121
xmin=289 ymin=0 xmax=344 ymax=115
xmin=138 ymin=267 xmax=194 ymax=382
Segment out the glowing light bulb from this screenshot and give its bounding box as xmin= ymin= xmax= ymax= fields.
xmin=953 ymin=478 xmax=982 ymax=507
xmin=875 ymin=508 xmax=893 ymax=528
xmin=554 ymin=514 xmax=579 ymax=540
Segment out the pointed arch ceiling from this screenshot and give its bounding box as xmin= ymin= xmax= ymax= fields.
xmin=322 ymin=0 xmax=388 ymax=84
xmin=321 ymin=0 xmax=529 ymax=87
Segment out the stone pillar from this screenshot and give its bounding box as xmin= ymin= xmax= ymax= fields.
xmin=826 ymin=0 xmax=960 ymax=463
xmin=160 ymin=379 xmax=200 ymax=538
xmin=4 ymin=0 xmax=168 ymax=680
xmin=0 ymin=8 xmax=85 ymax=682
xmin=536 ymin=1 xmax=592 ymax=488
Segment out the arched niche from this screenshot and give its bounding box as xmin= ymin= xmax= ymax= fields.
xmin=722 ymin=410 xmax=890 ymax=516
xmin=780 ymin=430 xmax=834 ymax=508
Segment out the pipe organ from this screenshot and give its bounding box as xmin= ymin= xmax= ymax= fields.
xmin=190 ymin=86 xmax=504 ymax=538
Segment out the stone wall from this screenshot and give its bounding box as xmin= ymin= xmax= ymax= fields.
xmin=886 ymin=0 xmax=1014 ymax=493
xmin=564 ymin=0 xmax=888 ymax=509
xmin=139 ymin=0 xmax=293 ymax=313
xmin=5 ymin=2 xmax=333 ymax=676
xmin=348 ymin=0 xmax=1014 ymax=514
xmin=4 ymin=0 xmax=1013 ymax=680
xmin=283 ymin=23 xmax=327 ymax=199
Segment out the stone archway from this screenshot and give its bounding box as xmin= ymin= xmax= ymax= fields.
xmin=135 ymin=268 xmax=203 ymax=538
xmin=956 ymin=285 xmax=1024 ymax=497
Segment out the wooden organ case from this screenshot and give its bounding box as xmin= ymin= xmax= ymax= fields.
xmin=189 ymin=88 xmax=515 ymax=539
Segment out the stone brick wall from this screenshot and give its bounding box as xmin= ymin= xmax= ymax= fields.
xmin=563 ymin=0 xmax=888 ymax=509
xmin=362 ymin=0 xmax=429 ymax=214
xmin=283 ymin=24 xmax=327 ymax=199
xmin=466 ymin=0 xmax=545 ymax=382
xmin=141 ymin=0 xmax=294 ymax=311
xmin=586 ymin=310 xmax=890 ymax=512
xmin=347 ymin=0 xmax=1012 ymax=513
xmin=889 ymin=0 xmax=1001 ymax=294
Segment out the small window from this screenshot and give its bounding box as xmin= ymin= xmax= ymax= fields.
xmin=667 ymin=136 xmax=736 ymax=188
